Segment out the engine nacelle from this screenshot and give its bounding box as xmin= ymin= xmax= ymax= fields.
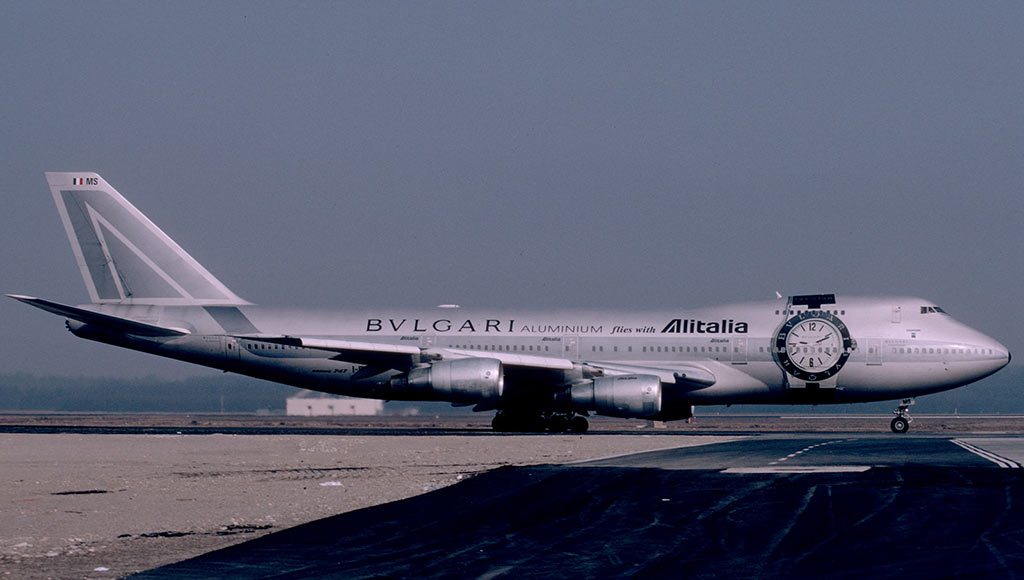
xmin=398 ymin=358 xmax=504 ymax=404
xmin=570 ymin=374 xmax=662 ymax=418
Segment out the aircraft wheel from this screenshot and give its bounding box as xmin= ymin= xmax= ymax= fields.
xmin=547 ymin=415 xmax=570 ymax=433
xmin=890 ymin=417 xmax=910 ymax=434
xmin=569 ymin=416 xmax=589 ymax=434
xmin=492 ymin=412 xmax=544 ymax=432
xmin=491 ymin=414 xmax=512 ymax=432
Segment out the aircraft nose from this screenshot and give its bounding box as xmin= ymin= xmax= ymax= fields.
xmin=957 ymin=325 xmax=1013 ymax=382
xmin=987 ymin=337 xmax=1011 ymax=374
xmin=994 ymin=336 xmax=1010 ymax=362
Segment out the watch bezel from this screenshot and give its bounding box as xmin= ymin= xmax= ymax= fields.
xmin=775 ymin=311 xmax=853 ymax=381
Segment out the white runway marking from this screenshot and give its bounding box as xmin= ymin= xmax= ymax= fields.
xmin=768 ymin=439 xmax=848 ymax=466
xmin=951 ymin=439 xmax=1022 ymax=468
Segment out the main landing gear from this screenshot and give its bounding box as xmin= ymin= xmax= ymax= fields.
xmin=890 ymin=398 xmax=914 ymax=434
xmin=492 ymin=411 xmax=589 ymax=433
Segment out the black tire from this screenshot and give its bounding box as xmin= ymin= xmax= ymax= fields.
xmin=547 ymin=416 xmax=570 ymax=433
xmin=569 ymin=416 xmax=589 ymax=434
xmin=492 ymin=414 xmax=511 ymax=432
xmin=891 ymin=417 xmax=909 ymax=434
xmin=492 ymin=413 xmax=544 ymax=432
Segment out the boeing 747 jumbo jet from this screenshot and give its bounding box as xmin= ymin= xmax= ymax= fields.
xmin=10 ymin=173 xmax=1012 ymax=433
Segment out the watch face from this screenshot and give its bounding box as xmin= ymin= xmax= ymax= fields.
xmin=775 ymin=311 xmax=852 ymax=381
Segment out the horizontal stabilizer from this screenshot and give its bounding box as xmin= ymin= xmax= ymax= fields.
xmin=7 ymin=295 xmax=188 ymax=337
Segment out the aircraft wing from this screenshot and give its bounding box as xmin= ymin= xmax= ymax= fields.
xmin=237 ymin=336 xmax=576 ymax=371
xmin=439 ymin=348 xmax=574 ymax=370
xmin=445 ymin=352 xmax=716 ymax=389
xmin=7 ymin=295 xmax=189 ymax=337
xmin=588 ymin=361 xmax=716 ymax=391
xmin=240 ymin=335 xmax=714 ymax=389
xmin=234 ymin=336 xmax=423 ymax=369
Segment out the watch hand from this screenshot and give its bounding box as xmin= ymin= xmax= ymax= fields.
xmin=816 ymin=334 xmax=832 ymax=343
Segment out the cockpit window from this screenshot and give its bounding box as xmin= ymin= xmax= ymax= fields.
xmin=920 ymin=306 xmax=948 ymax=315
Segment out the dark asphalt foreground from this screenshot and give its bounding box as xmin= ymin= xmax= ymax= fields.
xmin=131 ymin=438 xmax=1024 ymax=580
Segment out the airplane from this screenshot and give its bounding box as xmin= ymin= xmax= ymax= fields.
xmin=9 ymin=172 xmax=1012 ymax=433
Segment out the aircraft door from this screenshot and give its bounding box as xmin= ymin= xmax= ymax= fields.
xmin=225 ymin=336 xmax=241 ymax=360
xmin=563 ymin=336 xmax=578 ymax=359
xmin=731 ymin=337 xmax=748 ymax=365
xmin=866 ymin=338 xmax=882 ymax=365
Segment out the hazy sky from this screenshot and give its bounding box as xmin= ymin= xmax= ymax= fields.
xmin=2 ymin=2 xmax=1022 ymax=379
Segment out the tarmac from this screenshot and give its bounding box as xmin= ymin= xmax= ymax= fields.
xmin=4 ymin=414 xmax=1024 ymax=579
xmin=1 ymin=414 xmax=729 ymax=579
xmin=134 ymin=438 xmax=1024 ymax=579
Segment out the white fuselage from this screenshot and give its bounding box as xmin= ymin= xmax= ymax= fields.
xmin=77 ymin=295 xmax=1010 ymax=416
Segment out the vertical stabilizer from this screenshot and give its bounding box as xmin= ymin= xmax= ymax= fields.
xmin=46 ymin=172 xmax=249 ymax=306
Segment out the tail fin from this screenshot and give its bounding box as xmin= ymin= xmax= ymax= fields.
xmin=46 ymin=172 xmax=249 ymax=306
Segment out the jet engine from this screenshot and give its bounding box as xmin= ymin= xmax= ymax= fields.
xmin=570 ymin=374 xmax=662 ymax=418
xmin=391 ymin=358 xmax=504 ymax=404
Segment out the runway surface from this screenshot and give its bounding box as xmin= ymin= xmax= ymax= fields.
xmin=132 ymin=436 xmax=1024 ymax=579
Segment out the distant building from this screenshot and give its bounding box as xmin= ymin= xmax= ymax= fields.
xmin=285 ymin=390 xmax=384 ymax=416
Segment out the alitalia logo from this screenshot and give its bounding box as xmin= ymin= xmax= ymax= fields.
xmin=661 ymin=318 xmax=748 ymax=334
xmin=72 ymin=177 xmax=98 ymax=186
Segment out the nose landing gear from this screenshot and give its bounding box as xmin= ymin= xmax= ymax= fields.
xmin=891 ymin=398 xmax=914 ymax=433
